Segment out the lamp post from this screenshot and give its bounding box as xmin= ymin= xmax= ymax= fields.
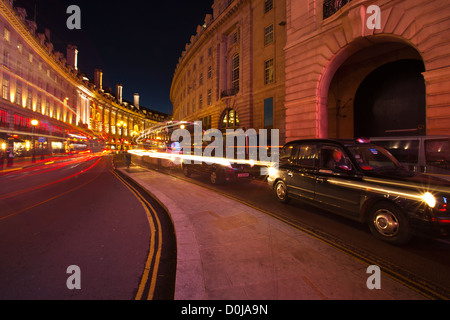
xmin=1 ymin=141 xmax=6 ymax=170
xmin=31 ymin=119 xmax=39 ymax=162
xmin=117 ymin=120 xmax=126 ymax=152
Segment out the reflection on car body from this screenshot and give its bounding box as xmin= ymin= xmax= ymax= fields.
xmin=181 ymin=144 xmax=256 ymax=185
xmin=182 ymin=159 xmax=254 ymax=185
xmin=267 ymin=139 xmax=450 ymax=245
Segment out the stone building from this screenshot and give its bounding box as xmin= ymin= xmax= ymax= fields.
xmin=285 ymin=0 xmax=450 ymax=140
xmin=170 ymin=0 xmax=286 ymax=142
xmin=0 ymin=0 xmax=169 ymax=158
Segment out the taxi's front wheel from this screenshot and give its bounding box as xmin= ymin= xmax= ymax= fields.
xmin=274 ymin=180 xmax=290 ymax=204
xmin=368 ymin=202 xmax=412 ymax=245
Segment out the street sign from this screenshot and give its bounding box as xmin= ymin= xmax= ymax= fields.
xmin=38 ymin=137 xmax=46 ymax=143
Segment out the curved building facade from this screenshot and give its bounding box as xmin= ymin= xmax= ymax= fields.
xmin=0 ymin=0 xmax=170 ymax=160
xmin=170 ymin=0 xmax=286 ymax=142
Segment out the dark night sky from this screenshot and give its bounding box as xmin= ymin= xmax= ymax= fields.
xmin=13 ymin=0 xmax=214 ymax=115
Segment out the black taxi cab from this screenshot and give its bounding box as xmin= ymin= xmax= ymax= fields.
xmin=267 ymin=139 xmax=450 ymax=245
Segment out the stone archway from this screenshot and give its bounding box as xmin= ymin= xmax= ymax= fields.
xmin=324 ymin=39 xmax=425 ymax=138
xmin=285 ymin=0 xmax=450 ymax=141
xmin=354 ymin=59 xmax=426 ymax=137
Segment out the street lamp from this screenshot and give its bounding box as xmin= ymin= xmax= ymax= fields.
xmin=31 ymin=119 xmax=39 ymax=162
xmin=117 ymin=121 xmax=127 ymax=152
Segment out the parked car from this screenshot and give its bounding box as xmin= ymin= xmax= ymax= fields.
xmin=267 ymin=138 xmax=450 ymax=245
xmin=181 ymin=157 xmax=254 ymax=184
xmin=370 ymin=136 xmax=450 ymax=181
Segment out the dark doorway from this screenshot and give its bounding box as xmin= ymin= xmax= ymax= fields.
xmin=354 ymin=59 xmax=426 ymax=137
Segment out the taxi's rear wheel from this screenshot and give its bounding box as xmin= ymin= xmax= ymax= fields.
xmin=368 ymin=202 xmax=412 ymax=245
xmin=274 ymin=180 xmax=290 ymax=203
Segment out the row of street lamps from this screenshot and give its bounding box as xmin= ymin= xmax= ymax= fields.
xmin=116 ymin=120 xmax=138 ymax=150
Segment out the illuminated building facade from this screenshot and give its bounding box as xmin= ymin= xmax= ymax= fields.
xmin=0 ymin=0 xmax=169 ymax=159
xmin=285 ymin=0 xmax=450 ymax=140
xmin=173 ymin=0 xmax=450 ymax=145
xmin=170 ymin=0 xmax=286 ymax=142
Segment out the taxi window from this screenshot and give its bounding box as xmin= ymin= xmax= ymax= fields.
xmin=280 ymin=144 xmax=296 ymax=164
xmin=320 ymin=146 xmax=352 ymax=171
xmin=293 ymin=144 xmax=318 ymax=168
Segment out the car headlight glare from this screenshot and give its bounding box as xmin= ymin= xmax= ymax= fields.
xmin=422 ymin=192 xmax=436 ymax=208
xmin=268 ymin=166 xmax=278 ymax=177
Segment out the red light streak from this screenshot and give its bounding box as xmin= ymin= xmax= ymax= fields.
xmin=0 ymin=156 xmax=101 ymax=201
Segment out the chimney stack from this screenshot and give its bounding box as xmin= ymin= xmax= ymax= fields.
xmin=44 ymin=28 xmax=51 ymax=41
xmin=66 ymin=44 xmax=78 ymax=71
xmin=134 ymin=93 xmax=139 ymax=108
xmin=94 ymin=69 xmax=103 ymax=90
xmin=116 ymin=84 xmax=123 ymax=103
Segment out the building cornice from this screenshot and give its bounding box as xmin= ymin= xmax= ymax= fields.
xmin=0 ymin=1 xmax=84 ymax=91
xmin=0 ymin=1 xmax=158 ymax=121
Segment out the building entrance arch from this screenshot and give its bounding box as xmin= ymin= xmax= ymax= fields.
xmin=321 ymin=37 xmax=425 ymax=138
xmin=354 ymin=59 xmax=426 ymax=137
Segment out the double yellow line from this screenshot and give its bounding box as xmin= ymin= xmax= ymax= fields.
xmin=110 ymin=169 xmax=162 ymax=300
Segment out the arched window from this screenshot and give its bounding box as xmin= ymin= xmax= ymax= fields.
xmin=220 ymin=108 xmax=240 ymax=129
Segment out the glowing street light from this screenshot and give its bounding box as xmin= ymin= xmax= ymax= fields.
xmin=117 ymin=121 xmax=127 ymax=151
xmin=31 ymin=119 xmax=39 ymax=162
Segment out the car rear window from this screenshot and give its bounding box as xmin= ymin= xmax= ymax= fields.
xmin=425 ymin=139 xmax=450 ymax=174
xmin=372 ymin=139 xmax=419 ymax=164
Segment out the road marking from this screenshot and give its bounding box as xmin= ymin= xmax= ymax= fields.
xmin=0 ymin=167 xmax=23 ymax=173
xmin=0 ymin=158 xmax=104 ymax=222
xmin=110 ymin=169 xmax=163 ymax=300
xmin=0 ymin=157 xmax=102 ymax=201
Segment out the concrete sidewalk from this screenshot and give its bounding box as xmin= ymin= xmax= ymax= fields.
xmin=118 ymin=164 xmax=426 ymax=300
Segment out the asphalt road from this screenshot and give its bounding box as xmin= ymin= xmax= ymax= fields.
xmin=136 ymin=158 xmax=450 ymax=299
xmin=0 ymin=154 xmax=175 ymax=300
xmin=2 ymin=151 xmax=449 ymax=300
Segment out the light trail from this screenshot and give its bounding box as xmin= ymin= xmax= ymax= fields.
xmin=327 ymin=178 xmax=439 ymax=207
xmin=0 ymin=158 xmax=105 ymax=222
xmin=128 ymin=149 xmax=275 ymax=169
xmin=134 ymin=121 xmax=198 ymax=145
xmin=0 ymin=155 xmax=102 ymax=200
xmin=3 ymin=153 xmax=101 ymax=181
